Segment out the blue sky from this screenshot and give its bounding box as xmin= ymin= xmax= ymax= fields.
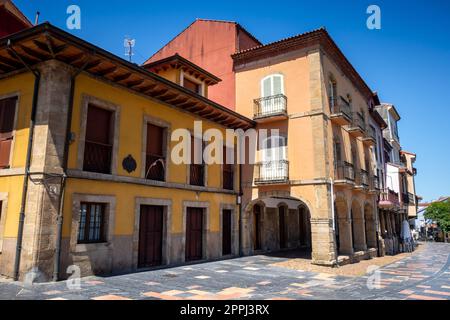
xmin=14 ymin=0 xmax=450 ymax=201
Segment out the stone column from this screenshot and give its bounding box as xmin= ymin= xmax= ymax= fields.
xmin=19 ymin=60 xmax=73 ymax=282
xmin=337 ymin=218 xmax=354 ymax=255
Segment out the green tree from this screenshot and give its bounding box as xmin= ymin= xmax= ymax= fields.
xmin=424 ymin=199 xmax=450 ymax=234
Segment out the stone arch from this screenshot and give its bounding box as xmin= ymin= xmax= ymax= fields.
xmin=251 ymin=202 xmax=265 ymax=251
xmin=364 ymin=202 xmax=377 ymax=249
xmin=351 ymin=199 xmax=367 ymax=252
xmin=335 ymin=194 xmax=353 ymax=255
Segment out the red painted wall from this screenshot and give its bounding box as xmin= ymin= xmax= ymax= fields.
xmin=0 ymin=7 xmax=29 ymax=38
xmin=146 ymin=20 xmax=260 ymax=110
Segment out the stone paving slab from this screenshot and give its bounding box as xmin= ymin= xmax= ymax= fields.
xmin=0 ymin=243 xmax=449 ymax=300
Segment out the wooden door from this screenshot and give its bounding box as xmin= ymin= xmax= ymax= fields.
xmin=138 ymin=205 xmax=163 ymax=268
xmin=279 ymin=206 xmax=286 ymax=249
xmin=222 ymin=210 xmax=232 ymax=256
xmin=186 ymin=207 xmax=203 ymax=261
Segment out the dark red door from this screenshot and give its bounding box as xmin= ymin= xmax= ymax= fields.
xmin=279 ymin=206 xmax=286 ymax=249
xmin=138 ymin=205 xmax=163 ymax=268
xmin=222 ymin=210 xmax=232 ymax=256
xmin=186 ymin=207 xmax=203 ymax=261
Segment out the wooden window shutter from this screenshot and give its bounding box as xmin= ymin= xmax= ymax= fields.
xmin=86 ymin=105 xmax=112 ymax=144
xmin=146 ymin=123 xmax=164 ymax=157
xmin=83 ymin=105 xmax=113 ymax=174
xmin=0 ymin=97 xmax=17 ymax=169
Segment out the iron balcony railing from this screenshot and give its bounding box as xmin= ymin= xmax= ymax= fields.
xmin=335 ymin=161 xmax=355 ymax=181
xmin=145 ymin=154 xmax=165 ymax=181
xmin=379 ymin=189 xmax=400 ymax=209
xmin=83 ymin=140 xmax=112 ymax=174
xmin=367 ymin=125 xmax=376 ymax=140
xmin=255 ymin=160 xmax=289 ymax=184
xmin=350 ymin=112 xmax=366 ymax=131
xmin=372 ymin=175 xmax=380 ymax=190
xmin=408 ymin=192 xmax=416 ymax=205
xmin=190 ymin=164 xmax=205 ymax=187
xmin=254 ymin=94 xmax=287 ymax=119
xmin=329 ymin=98 xmax=352 ymax=119
xmin=356 ymin=169 xmax=369 ymax=187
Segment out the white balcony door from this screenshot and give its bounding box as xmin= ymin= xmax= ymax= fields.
xmin=261 ymin=74 xmax=284 ymax=114
xmin=261 ymin=136 xmax=287 ymax=180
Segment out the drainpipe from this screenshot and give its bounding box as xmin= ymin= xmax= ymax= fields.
xmin=8 ymin=42 xmax=41 ymax=281
xmin=53 ymin=61 xmax=90 ymax=281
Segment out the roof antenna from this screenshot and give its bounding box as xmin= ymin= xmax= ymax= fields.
xmin=34 ymin=11 xmax=40 ymax=26
xmin=124 ymin=36 xmax=135 ymax=63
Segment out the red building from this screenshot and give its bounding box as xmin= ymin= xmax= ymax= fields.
xmin=0 ymin=0 xmax=32 ymax=38
xmin=145 ymin=19 xmax=261 ymax=110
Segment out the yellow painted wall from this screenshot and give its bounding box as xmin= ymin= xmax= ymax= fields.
xmin=68 ymin=74 xmax=232 ymax=187
xmin=0 ymin=72 xmax=34 ymax=238
xmin=63 ymin=74 xmax=237 ymax=237
xmin=62 ymin=179 xmax=235 ymax=237
xmin=0 ymin=72 xmax=34 ymax=168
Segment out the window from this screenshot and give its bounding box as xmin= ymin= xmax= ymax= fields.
xmin=183 ymin=78 xmax=201 ymax=95
xmin=329 ymin=79 xmax=337 ymax=111
xmin=334 ymin=140 xmax=342 ymax=163
xmin=83 ymin=105 xmax=113 ymax=174
xmin=78 ymin=202 xmax=106 ymax=244
xmin=223 ymin=146 xmax=234 ymax=190
xmin=261 ymin=74 xmax=284 ymax=98
xmin=260 ymin=135 xmax=288 ymax=180
xmin=0 ymin=97 xmax=17 ymax=169
xmin=145 ymin=123 xmax=166 ymax=181
xmin=190 ymin=136 xmax=205 ymax=186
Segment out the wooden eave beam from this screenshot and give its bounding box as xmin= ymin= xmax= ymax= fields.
xmin=18 ymin=44 xmax=49 ymax=61
xmin=96 ymin=66 xmax=117 ymax=77
xmin=113 ymin=72 xmax=132 ymax=82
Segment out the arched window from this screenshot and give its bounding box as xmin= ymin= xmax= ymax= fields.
xmin=261 ymin=74 xmax=284 ymax=98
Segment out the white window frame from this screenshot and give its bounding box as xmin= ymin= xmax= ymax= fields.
xmin=261 ymin=74 xmax=285 ymax=98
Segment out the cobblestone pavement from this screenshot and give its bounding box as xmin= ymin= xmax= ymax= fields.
xmin=0 ymin=243 xmax=449 ymax=300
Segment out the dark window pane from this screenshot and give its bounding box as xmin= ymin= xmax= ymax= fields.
xmin=183 ymin=78 xmax=201 ymax=94
xmin=78 ymin=202 xmax=106 ymax=244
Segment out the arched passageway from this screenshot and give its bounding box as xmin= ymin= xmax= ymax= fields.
xmin=335 ymin=197 xmax=353 ymax=255
xmin=364 ymin=203 xmax=377 ymax=249
xmin=248 ymin=197 xmax=311 ymax=254
xmin=351 ymin=200 xmax=367 ymax=252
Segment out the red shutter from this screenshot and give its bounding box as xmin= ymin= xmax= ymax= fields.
xmin=146 ymin=123 xmax=164 ymax=156
xmin=0 ymin=97 xmax=17 ymax=169
xmin=83 ymin=105 xmax=113 ymax=174
xmin=86 ymin=105 xmax=112 ymax=144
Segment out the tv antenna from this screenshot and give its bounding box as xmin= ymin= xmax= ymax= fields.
xmin=124 ymin=36 xmax=136 ymax=62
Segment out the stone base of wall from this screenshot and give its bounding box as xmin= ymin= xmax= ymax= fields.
xmin=0 ymin=238 xmax=16 ymax=278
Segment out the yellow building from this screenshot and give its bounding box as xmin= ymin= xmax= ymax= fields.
xmin=0 ymin=23 xmax=253 ymax=281
xmin=233 ymin=28 xmax=382 ymax=265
